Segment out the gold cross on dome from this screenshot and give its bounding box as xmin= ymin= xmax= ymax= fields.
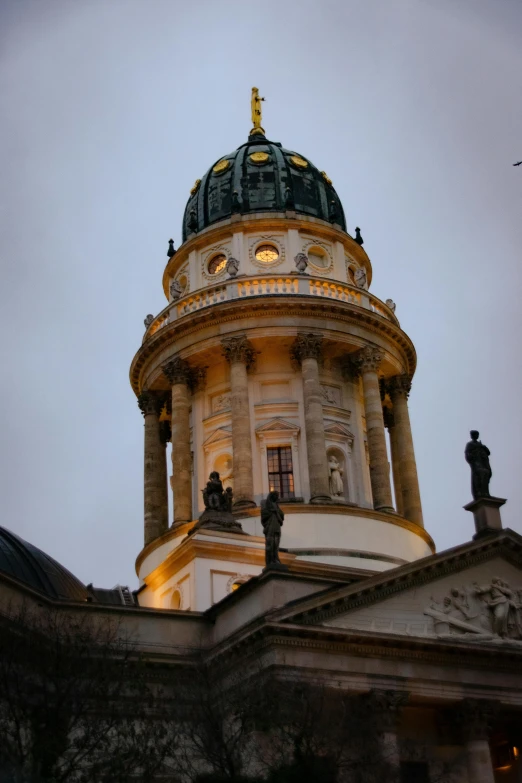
xmin=250 ymin=87 xmax=265 ymax=136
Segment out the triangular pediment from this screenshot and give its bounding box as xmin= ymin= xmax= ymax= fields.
xmin=324 ymin=422 xmax=354 ymax=438
xmin=256 ymin=418 xmax=300 ymax=434
xmin=203 ymin=427 xmax=232 ymax=447
xmin=274 ymin=531 xmax=522 ymax=649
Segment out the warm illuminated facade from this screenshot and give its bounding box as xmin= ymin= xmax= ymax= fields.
xmin=131 ymin=108 xmax=433 ymax=612
xmin=1 ymin=92 xmax=521 ymax=783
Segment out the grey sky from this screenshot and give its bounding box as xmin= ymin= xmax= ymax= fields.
xmin=1 ymin=0 xmax=521 ymax=589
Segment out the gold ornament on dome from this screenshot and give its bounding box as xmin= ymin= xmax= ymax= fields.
xmin=213 ymin=159 xmax=230 ymax=174
xmin=321 ymin=171 xmax=332 ymax=185
xmin=250 ymin=86 xmax=266 ymax=136
xmin=190 ymin=179 xmax=201 ymax=196
xmin=249 ymin=151 xmax=269 ymax=164
xmin=290 ymin=155 xmax=308 ymax=169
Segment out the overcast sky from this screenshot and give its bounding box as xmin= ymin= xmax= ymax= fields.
xmin=1 ymin=0 xmax=521 ymax=589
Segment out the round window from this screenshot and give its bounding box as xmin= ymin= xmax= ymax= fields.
xmin=208 ymin=254 xmax=227 ymax=275
xmin=255 ymin=244 xmax=279 ymax=264
xmin=307 ymin=247 xmax=328 ymax=269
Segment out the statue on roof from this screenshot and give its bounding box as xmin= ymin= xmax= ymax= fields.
xmin=250 ymin=87 xmax=265 ymax=136
xmin=261 ymin=491 xmax=286 ymax=569
xmin=465 ymin=430 xmax=492 ymax=499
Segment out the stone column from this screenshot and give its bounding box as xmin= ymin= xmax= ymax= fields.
xmin=221 ymin=336 xmax=256 ymax=509
xmin=352 ymin=346 xmax=394 ymax=512
xmin=458 ymin=699 xmax=497 ymax=783
xmin=360 ymin=689 xmax=408 ymax=783
xmin=387 ymin=375 xmax=424 ymax=526
xmin=163 ymin=357 xmax=193 ymax=525
xmin=291 ymin=334 xmax=331 ymax=503
xmin=383 ymin=408 xmax=403 ymax=516
xmin=138 ymin=391 xmax=169 ymax=546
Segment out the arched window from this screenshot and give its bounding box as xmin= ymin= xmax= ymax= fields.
xmin=171 ymin=590 xmax=181 ymax=609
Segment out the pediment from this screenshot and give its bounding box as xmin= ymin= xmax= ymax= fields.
xmin=276 ymin=531 xmax=522 ymax=648
xmin=256 ymin=418 xmax=300 ymax=434
xmin=324 ymin=422 xmax=354 ymax=438
xmin=203 ymin=427 xmax=232 ymax=447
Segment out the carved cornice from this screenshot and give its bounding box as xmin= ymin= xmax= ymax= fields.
xmin=387 ymin=374 xmax=412 ymax=400
xmin=350 ymin=344 xmax=383 ymax=374
xmin=276 ymin=532 xmax=522 ymax=627
xmin=221 ymin=336 xmax=256 ymax=369
xmin=162 ymin=356 xmax=192 ymax=386
xmin=130 ymin=298 xmax=417 ymax=395
xmin=290 ymin=333 xmax=323 ymax=364
xmin=137 ymin=391 xmax=162 ymax=417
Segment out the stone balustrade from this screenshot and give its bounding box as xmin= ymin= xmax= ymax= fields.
xmin=144 ymin=275 xmax=398 ymax=341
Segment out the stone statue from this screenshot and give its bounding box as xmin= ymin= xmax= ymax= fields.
xmin=261 ymin=491 xmax=285 ymax=568
xmin=328 ymin=455 xmax=344 ymax=497
xmin=144 ymin=314 xmax=154 ymax=328
xmin=385 ymin=298 xmax=396 ymax=313
xmin=226 ymin=257 xmax=239 ymax=277
xmin=473 ymin=578 xmax=522 ymax=638
xmin=170 ymin=280 xmax=184 ymax=300
xmin=465 ymin=430 xmax=492 ymax=499
xmin=191 ymin=471 xmax=244 ymax=535
xmin=202 ymin=471 xmax=228 ymax=511
xmin=294 ymin=253 xmax=308 ymax=274
xmin=354 ymin=267 xmax=367 ymax=289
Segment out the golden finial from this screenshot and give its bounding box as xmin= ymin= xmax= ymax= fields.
xmin=250 ymin=86 xmax=265 ymax=136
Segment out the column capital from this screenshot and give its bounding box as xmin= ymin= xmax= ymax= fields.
xmin=457 ymin=698 xmax=499 ymax=741
xmin=137 ymin=391 xmax=162 ymax=417
xmin=387 ymin=374 xmax=412 ymax=399
xmin=191 ymin=366 xmax=207 ymax=392
xmin=361 ymin=689 xmax=409 ymax=732
xmin=163 ymin=356 xmax=192 ymax=386
xmin=290 ymin=332 xmax=323 ymax=364
xmin=351 ymin=345 xmax=384 ymax=374
xmin=221 ymin=335 xmax=256 ymax=370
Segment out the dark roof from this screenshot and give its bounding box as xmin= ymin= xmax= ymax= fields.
xmin=182 ymin=133 xmax=347 ymax=240
xmin=0 ymin=526 xmax=89 ymax=602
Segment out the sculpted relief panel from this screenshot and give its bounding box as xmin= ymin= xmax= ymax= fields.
xmin=425 ymin=578 xmax=522 ymax=643
xmin=324 ymin=560 xmax=522 ymax=644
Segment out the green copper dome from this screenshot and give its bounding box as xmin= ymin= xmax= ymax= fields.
xmin=182 ymin=133 xmax=346 ymax=241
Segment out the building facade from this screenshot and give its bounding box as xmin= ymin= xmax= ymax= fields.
xmin=1 ymin=93 xmax=521 ymax=783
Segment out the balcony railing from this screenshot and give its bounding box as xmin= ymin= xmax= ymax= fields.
xmin=144 ymin=275 xmax=397 ymax=340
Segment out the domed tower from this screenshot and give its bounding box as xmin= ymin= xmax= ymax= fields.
xmin=131 ymin=90 xmax=434 ymax=611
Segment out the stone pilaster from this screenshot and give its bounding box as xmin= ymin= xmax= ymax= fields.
xmin=383 ymin=408 xmax=403 ymax=516
xmin=163 ymin=357 xmax=193 ymax=525
xmin=387 ymin=375 xmax=424 ymax=527
xmin=138 ymin=391 xmax=169 ymax=546
xmin=291 ymin=334 xmax=331 ymax=503
xmin=222 ymin=336 xmax=256 ymax=509
xmin=351 ymin=346 xmax=393 ymax=512
xmin=457 ymin=699 xmax=497 ymax=783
